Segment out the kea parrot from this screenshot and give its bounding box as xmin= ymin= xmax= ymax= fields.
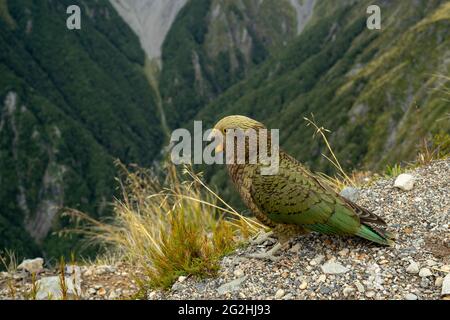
xmin=210 ymin=115 xmax=395 ymax=260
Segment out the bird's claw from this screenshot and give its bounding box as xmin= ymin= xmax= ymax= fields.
xmin=250 ymin=231 xmax=275 ymax=245
xmin=248 ymin=243 xmax=282 ymax=262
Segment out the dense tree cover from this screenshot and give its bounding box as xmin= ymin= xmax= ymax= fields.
xmin=159 ymin=0 xmax=299 ymax=129
xmin=0 ymin=0 xmax=163 ymax=258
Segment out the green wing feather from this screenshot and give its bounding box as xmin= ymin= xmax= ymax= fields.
xmin=249 ymin=153 xmax=394 ymax=246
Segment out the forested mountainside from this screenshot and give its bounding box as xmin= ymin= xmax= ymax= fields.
xmin=158 ymin=0 xmax=313 ymax=128
xmin=0 ymin=0 xmax=163 ymax=258
xmin=190 ymin=0 xmax=450 ymax=205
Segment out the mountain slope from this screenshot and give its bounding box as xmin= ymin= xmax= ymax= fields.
xmin=0 ymin=0 xmax=163 ymax=257
xmin=159 ymin=0 xmax=312 ymax=128
xmin=192 ymin=0 xmax=450 ymax=206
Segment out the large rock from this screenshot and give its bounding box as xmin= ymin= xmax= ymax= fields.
xmin=394 ymin=174 xmax=415 ymax=191
xmin=36 ymin=273 xmax=82 ymax=300
xmin=442 ymin=274 xmax=450 ymax=297
xmin=17 ymin=258 xmax=44 ymax=274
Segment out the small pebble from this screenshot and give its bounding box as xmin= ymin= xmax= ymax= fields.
xmin=406 ymin=261 xmax=419 ymax=274
xmin=275 ymin=289 xmax=285 ymax=299
xmin=343 ymin=287 xmax=355 ymax=297
xmin=435 ymin=277 xmax=444 ymax=288
xmin=418 ymin=268 xmax=432 ymax=278
xmin=405 ymin=293 xmax=418 ymax=300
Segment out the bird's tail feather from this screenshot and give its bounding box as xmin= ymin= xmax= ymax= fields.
xmin=356 ymin=223 xmax=396 ymax=246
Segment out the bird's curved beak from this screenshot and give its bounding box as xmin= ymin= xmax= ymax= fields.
xmin=208 ymin=128 xmax=224 ymax=154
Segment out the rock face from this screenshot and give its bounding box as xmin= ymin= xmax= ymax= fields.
xmin=289 ymin=0 xmax=315 ymax=34
xmin=110 ymin=0 xmax=188 ymax=61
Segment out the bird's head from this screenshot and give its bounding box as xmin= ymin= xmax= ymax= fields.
xmin=209 ymin=115 xmax=266 ymax=154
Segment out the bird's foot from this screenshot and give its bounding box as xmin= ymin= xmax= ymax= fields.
xmin=248 ymin=242 xmax=283 ymax=262
xmin=250 ymin=231 xmax=275 ymax=245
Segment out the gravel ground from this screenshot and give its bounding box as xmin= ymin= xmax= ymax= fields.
xmin=1 ymin=159 xmax=448 ymax=300
xmin=150 ymin=159 xmax=449 ymax=300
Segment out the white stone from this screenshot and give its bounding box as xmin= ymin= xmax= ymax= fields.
xmin=343 ymin=287 xmax=355 ymax=297
xmin=321 ymin=261 xmax=349 ymax=274
xmin=233 ymin=269 xmax=244 ymax=278
xmin=65 ymin=265 xmax=82 ymax=278
xmin=299 ymin=281 xmax=308 ymax=290
xmin=36 ymin=276 xmax=82 ymax=300
xmin=442 ymin=274 xmax=450 ymax=296
xmin=418 ymin=268 xmax=432 ymax=277
xmin=275 ymin=289 xmax=285 ymax=299
xmin=394 ymin=174 xmax=415 ymax=191
xmin=427 ymin=259 xmax=437 ymax=267
xmin=405 ymin=293 xmax=418 ymax=300
xmin=406 ymin=261 xmax=419 ymax=274
xmin=338 ymin=248 xmax=349 ymax=257
xmin=178 ymin=276 xmax=187 ymax=282
xmin=108 ymin=291 xmax=118 ymax=299
xmin=435 ymin=277 xmax=444 ymax=287
xmin=441 ymin=265 xmax=450 ymax=273
xmin=17 ymin=258 xmax=44 ymax=274
xmin=355 ymin=281 xmax=365 ymax=293
xmin=426 ymin=260 xmax=437 ymax=267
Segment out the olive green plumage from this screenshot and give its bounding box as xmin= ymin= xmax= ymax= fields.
xmin=213 ymin=115 xmax=395 ymax=246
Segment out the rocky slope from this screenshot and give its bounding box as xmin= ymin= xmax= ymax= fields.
xmin=1 ymin=159 xmax=448 ymax=300
xmin=109 ymin=0 xmax=188 ymax=63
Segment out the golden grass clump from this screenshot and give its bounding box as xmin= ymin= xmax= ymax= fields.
xmin=66 ymin=162 xmax=263 ymax=290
